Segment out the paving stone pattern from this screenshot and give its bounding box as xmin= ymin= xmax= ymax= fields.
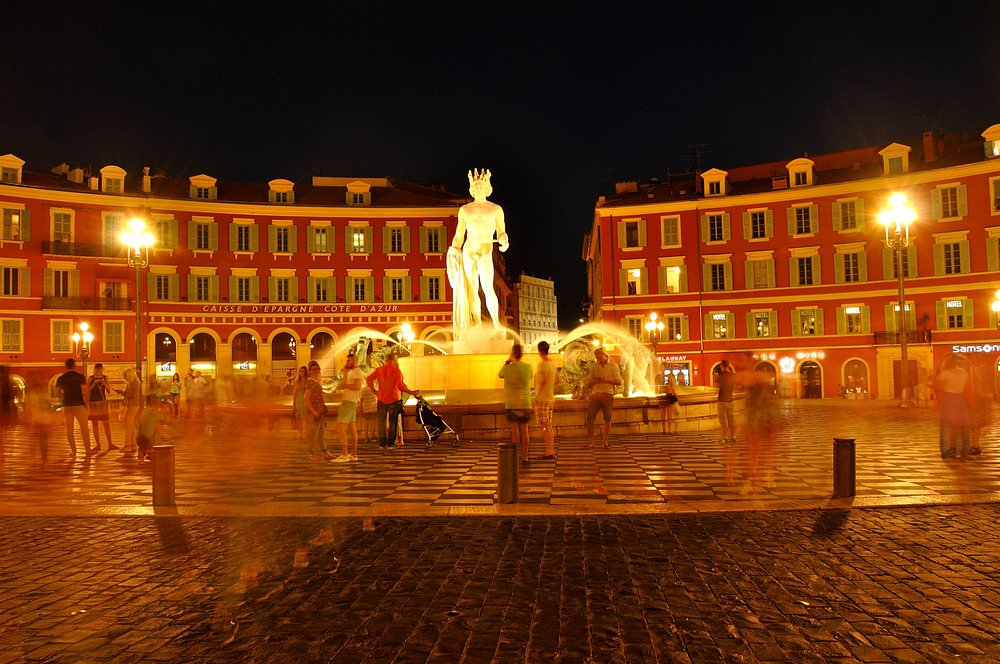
xmin=1 ymin=401 xmax=998 ymax=511
xmin=1 ymin=506 xmax=999 ymax=662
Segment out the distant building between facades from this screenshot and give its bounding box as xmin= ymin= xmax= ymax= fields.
xmin=0 ymin=157 xmax=483 ymax=392
xmin=583 ymin=123 xmax=1000 ymax=399
xmin=511 ymin=274 xmax=558 ymax=347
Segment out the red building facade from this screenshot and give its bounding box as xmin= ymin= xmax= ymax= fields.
xmin=0 ymin=156 xmax=466 ymax=392
xmin=584 ymin=124 xmax=1000 ymax=399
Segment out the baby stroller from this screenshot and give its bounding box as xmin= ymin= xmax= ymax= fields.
xmin=415 ymin=396 xmax=460 ymax=448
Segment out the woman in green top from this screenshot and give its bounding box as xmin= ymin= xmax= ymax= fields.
xmin=169 ymin=373 xmax=181 ymax=418
xmin=498 ymin=344 xmax=533 ymax=463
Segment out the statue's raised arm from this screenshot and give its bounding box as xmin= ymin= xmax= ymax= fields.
xmin=449 ymin=169 xmax=508 ymax=335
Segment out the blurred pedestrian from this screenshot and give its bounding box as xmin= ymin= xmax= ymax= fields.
xmin=24 ymin=380 xmax=54 ymax=464
xmin=360 ymin=382 xmax=377 ymax=442
xmin=280 ymin=369 xmax=295 ymax=398
xmin=499 ymin=343 xmax=533 ymax=463
xmin=968 ymin=364 xmax=989 ymax=456
xmin=0 ymin=365 xmax=16 ymax=463
xmin=292 ymin=367 xmax=309 ymax=443
xmin=117 ymin=367 xmax=142 ymax=458
xmin=585 ymin=347 xmax=621 ymax=448
xmin=183 ymin=369 xmax=194 ymax=417
xmin=717 ymin=360 xmax=737 ymax=443
xmin=366 ymin=353 xmax=419 ymax=450
xmin=661 ymin=373 xmax=680 ymax=435
xmin=737 ymin=369 xmax=778 ymax=492
xmin=935 ymin=355 xmax=971 ymax=459
xmin=86 ymin=363 xmax=117 ymax=452
xmin=188 ymin=371 xmax=208 ymax=418
xmin=169 ymin=373 xmax=181 ymax=418
xmin=334 ymin=354 xmax=363 ymax=462
xmin=304 ymin=360 xmax=333 ymax=462
xmin=55 ymin=358 xmax=90 ymax=456
xmin=136 ymin=393 xmax=166 ymax=462
xmin=534 ymin=340 xmax=557 ymax=459
xmin=293 ymin=366 xmax=308 ymax=444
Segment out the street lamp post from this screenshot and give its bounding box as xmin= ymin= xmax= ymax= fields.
xmin=879 ymin=193 xmax=916 ymax=406
xmin=645 ymin=312 xmax=664 ymax=390
xmin=992 ymin=290 xmax=1000 ymax=330
xmin=122 ymin=218 xmax=154 ymax=376
xmin=71 ymin=322 xmax=94 ymax=378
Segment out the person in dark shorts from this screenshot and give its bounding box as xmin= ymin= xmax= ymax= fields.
xmin=55 ymin=358 xmax=90 ymax=456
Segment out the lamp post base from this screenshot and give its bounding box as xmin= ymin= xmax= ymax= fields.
xmin=898 ymin=387 xmax=915 ymax=408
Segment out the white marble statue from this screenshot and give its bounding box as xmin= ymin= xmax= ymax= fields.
xmin=448 ymin=168 xmax=509 ymax=334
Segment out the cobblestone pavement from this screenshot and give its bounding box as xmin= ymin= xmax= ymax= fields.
xmin=1 ymin=505 xmax=999 ymax=662
xmin=1 ymin=401 xmax=999 ymax=515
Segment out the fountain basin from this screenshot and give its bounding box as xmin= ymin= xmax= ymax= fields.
xmin=398 ymin=352 xmax=564 ymax=405
xmin=214 ymin=387 xmax=738 ymax=442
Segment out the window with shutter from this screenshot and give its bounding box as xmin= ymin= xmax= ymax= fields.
xmin=51 ymin=319 xmax=72 ymax=353
xmin=1 ymin=319 xmax=22 ymax=352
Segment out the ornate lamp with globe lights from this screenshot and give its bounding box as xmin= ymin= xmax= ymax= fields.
xmin=878 ymin=193 xmax=916 ymax=406
xmin=71 ymin=322 xmax=95 ymax=378
xmin=122 ymin=217 xmax=154 ymax=374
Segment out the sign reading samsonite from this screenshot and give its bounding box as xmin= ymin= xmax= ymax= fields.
xmin=199 ymin=304 xmax=400 ymax=314
xmin=952 ymin=344 xmax=998 ymax=354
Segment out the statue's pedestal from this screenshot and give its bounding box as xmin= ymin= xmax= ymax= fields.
xmin=400 ymin=352 xmax=511 ymax=404
xmin=451 ymin=326 xmax=512 ymax=355
xmin=400 ymin=326 xmax=561 ymax=404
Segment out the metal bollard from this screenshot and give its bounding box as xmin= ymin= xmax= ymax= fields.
xmin=152 ymin=445 xmax=176 ymax=506
xmin=496 ymin=442 xmax=519 ymax=504
xmin=832 ymin=437 xmax=856 ymax=498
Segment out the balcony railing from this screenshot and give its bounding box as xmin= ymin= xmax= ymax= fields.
xmin=873 ymin=330 xmax=932 ymax=345
xmin=42 ymin=296 xmax=133 ymax=311
xmin=42 ymin=241 xmax=127 ymax=258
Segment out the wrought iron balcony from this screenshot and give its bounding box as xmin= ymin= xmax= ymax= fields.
xmin=873 ymin=330 xmax=932 ymax=345
xmin=42 ymin=241 xmax=127 ymax=258
xmin=42 ymin=296 xmax=133 ymax=311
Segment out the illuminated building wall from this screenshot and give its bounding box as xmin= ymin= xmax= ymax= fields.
xmin=0 ymin=157 xmax=466 ymax=389
xmin=585 ymin=124 xmax=1000 ymax=398
xmin=512 ymin=273 xmax=559 ymax=347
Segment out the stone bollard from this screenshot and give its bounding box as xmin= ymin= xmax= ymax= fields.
xmin=152 ymin=445 xmax=176 ymax=506
xmin=832 ymin=437 xmax=856 ymax=498
xmin=496 ymin=442 xmax=519 ymax=504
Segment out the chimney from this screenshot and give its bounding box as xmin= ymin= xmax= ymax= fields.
xmin=51 ymin=163 xmax=69 ymax=176
xmin=614 ymin=181 xmax=638 ymax=195
xmin=142 ymin=166 xmax=151 ymax=194
xmin=694 ymin=169 xmax=703 ymax=195
xmin=88 ymin=176 xmax=99 ymax=190
xmin=923 ymin=131 xmax=937 ymax=162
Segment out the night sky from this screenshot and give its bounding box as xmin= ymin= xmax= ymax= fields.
xmin=3 ymin=1 xmax=999 ymax=327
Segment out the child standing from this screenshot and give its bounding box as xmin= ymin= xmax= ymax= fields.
xmin=136 ymin=394 xmax=166 ymax=462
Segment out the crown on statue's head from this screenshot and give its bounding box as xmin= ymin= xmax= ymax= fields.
xmin=468 ymin=168 xmax=492 ymax=185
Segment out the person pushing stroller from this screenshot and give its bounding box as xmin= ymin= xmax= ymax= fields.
xmin=365 ymin=353 xmax=420 ymax=450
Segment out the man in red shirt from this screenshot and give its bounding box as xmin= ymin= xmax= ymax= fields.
xmin=365 ymin=353 xmax=419 ymax=449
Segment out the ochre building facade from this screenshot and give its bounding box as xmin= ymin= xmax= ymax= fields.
xmin=0 ymin=156 xmax=466 ymax=392
xmin=584 ymin=124 xmax=1000 ymax=399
